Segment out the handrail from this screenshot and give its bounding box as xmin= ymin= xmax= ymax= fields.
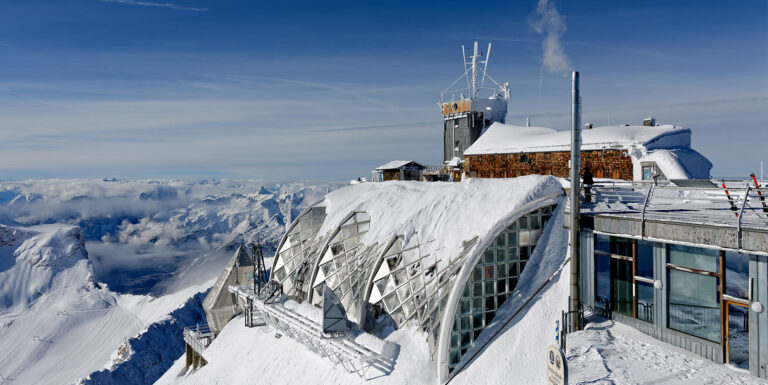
xmin=570 ymin=181 xmax=768 ymax=253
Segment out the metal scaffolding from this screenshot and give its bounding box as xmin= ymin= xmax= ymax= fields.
xmin=229 ymin=285 xmax=398 ymax=380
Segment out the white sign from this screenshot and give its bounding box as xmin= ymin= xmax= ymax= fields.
xmin=546 ymin=345 xmax=568 ymax=385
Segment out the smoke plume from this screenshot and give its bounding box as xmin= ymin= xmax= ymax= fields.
xmin=530 ymin=0 xmax=572 ymax=75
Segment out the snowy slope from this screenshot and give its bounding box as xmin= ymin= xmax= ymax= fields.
xmin=0 ymin=179 xmax=338 ymax=385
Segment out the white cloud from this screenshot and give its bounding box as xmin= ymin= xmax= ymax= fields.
xmin=530 ymin=0 xmax=572 ymax=75
xmin=99 ymin=0 xmax=207 ymax=12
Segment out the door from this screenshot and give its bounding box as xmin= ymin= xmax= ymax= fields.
xmin=725 ymin=301 xmax=749 ymax=370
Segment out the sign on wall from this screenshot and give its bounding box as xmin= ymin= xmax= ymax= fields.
xmin=546 ymin=344 xmax=568 ymax=385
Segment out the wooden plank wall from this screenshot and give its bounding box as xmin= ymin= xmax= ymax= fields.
xmin=465 ymin=149 xmax=634 ymax=180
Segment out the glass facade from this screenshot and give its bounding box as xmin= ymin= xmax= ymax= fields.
xmin=272 ymin=206 xmax=326 ymax=294
xmin=368 ymin=235 xmax=478 ymax=355
xmin=310 ymin=212 xmax=372 ymax=318
xmin=447 ymin=205 xmax=554 ymax=372
xmin=667 ymin=244 xmax=720 ymax=342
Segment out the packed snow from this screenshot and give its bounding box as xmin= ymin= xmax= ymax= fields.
xmin=567 ymin=320 xmax=765 ymax=384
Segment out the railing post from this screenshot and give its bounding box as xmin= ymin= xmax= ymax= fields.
xmin=640 ymin=182 xmax=655 ymax=238
xmin=737 ymin=186 xmax=750 ymax=250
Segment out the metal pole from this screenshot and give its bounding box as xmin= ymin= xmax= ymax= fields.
xmin=569 ymin=71 xmax=582 ymax=331
xmin=251 ymin=243 xmax=261 ymax=296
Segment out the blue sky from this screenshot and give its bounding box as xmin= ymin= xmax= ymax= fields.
xmin=1 ymin=0 xmax=766 ymax=181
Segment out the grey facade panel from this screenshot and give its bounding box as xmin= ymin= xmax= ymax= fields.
xmin=743 ymin=229 xmax=768 ymax=254
xmin=593 ymin=216 xmax=641 ymax=237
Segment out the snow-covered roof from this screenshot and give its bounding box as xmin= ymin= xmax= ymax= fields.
xmin=269 ymin=176 xmax=566 ymax=381
xmin=464 ymin=123 xmax=692 ymax=155
xmin=374 ymin=160 xmax=424 ymax=170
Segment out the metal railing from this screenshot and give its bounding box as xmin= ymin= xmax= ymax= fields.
xmin=229 ymin=285 xmax=398 ymax=380
xmin=568 ymin=179 xmax=768 ymax=250
xmin=183 ymin=324 xmax=213 ymax=356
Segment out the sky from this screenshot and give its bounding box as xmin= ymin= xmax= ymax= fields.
xmin=0 ymin=0 xmax=766 ymax=181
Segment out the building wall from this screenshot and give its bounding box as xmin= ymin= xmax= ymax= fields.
xmin=382 ymin=170 xmax=400 ymax=181
xmin=465 ymin=149 xmax=634 ymax=180
xmin=578 ymin=232 xmax=768 ymax=378
xmin=443 ymin=113 xmax=484 ymax=163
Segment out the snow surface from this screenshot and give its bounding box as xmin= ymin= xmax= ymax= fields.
xmin=374 ymin=160 xmax=424 ymax=170
xmin=638 ymin=148 xmax=713 ymax=179
xmin=464 ymin=123 xmax=691 ymax=155
xmin=567 ymin=320 xmax=765 ymax=384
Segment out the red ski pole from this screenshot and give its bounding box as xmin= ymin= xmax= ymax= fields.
xmin=721 ymin=180 xmax=739 ymax=217
xmin=751 ymin=173 xmax=768 ymax=213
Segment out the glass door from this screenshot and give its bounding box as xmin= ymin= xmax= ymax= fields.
xmin=725 ymin=302 xmax=749 ymax=370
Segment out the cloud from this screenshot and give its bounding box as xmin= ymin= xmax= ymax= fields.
xmin=99 ymin=0 xmax=207 ymax=12
xmin=530 ymin=0 xmax=571 ymax=75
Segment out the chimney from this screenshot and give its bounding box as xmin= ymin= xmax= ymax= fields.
xmin=643 ymin=117 xmax=656 ymax=126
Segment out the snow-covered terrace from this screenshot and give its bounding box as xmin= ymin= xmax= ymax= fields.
xmin=566 ymin=180 xmax=768 ymax=255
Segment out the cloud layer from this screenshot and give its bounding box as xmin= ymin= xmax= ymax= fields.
xmin=99 ymin=0 xmax=207 ymax=12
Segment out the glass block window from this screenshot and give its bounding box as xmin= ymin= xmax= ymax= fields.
xmin=310 ymin=212 xmax=371 ymax=315
xmin=271 ymin=205 xmax=326 ymax=295
xmin=447 ymin=205 xmax=555 ymax=373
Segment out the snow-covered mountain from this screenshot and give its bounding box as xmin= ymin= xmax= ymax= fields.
xmin=0 ymin=179 xmax=338 ymax=385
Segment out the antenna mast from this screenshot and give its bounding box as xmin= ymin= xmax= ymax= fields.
xmin=470 ymin=42 xmax=480 ymax=98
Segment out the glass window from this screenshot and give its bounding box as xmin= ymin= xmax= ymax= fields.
xmin=668 ymin=269 xmax=720 ymax=342
xmin=636 ymin=281 xmax=654 ymax=323
xmin=447 ymin=204 xmax=557 ymax=374
xmin=669 ymin=244 xmax=718 ymax=273
xmin=725 ymin=251 xmax=749 ymax=299
xmin=595 ymin=253 xmax=610 ymax=308
xmin=636 ymin=240 xmax=654 ymax=278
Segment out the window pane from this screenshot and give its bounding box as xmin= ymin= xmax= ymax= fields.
xmin=612 ymin=258 xmax=633 ymax=316
xmin=637 ymin=240 xmax=654 ymax=278
xmin=668 ymin=269 xmax=720 ymax=342
xmin=596 ymin=234 xmax=610 ymax=254
xmin=595 ymin=252 xmax=610 ymax=308
xmin=669 ymin=244 xmax=718 ymax=273
xmin=725 ymin=251 xmax=749 ymax=299
xmin=611 ymin=237 xmax=633 ymax=257
xmin=636 ymin=281 xmax=654 ymax=323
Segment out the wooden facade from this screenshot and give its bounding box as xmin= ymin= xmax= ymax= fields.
xmin=464 ymin=149 xmax=634 ymax=180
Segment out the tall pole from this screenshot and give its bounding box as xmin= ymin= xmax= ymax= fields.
xmin=569 ymin=71 xmax=582 ymax=331
xmin=471 ymin=41 xmax=479 ymax=99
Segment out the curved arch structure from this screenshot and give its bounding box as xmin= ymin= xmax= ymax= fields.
xmin=271 ymin=203 xmax=327 ymax=298
xmin=268 ymin=176 xmax=565 ymax=382
xmin=435 ymin=197 xmax=561 ymax=379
